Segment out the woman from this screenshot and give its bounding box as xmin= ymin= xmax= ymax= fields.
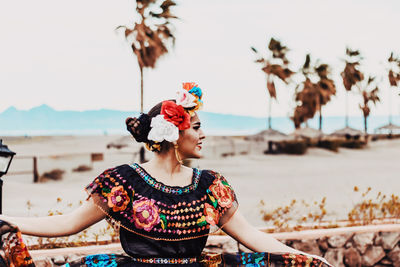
xmin=0 ymin=83 xmax=330 ymax=267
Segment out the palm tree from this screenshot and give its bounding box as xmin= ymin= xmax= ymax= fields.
xmin=251 ymin=38 xmax=294 ymax=129
xmin=118 ymin=0 xmax=177 ymax=113
xmin=341 ymin=48 xmax=364 ymax=128
xmin=359 ymin=76 xmax=380 ymax=134
xmin=292 ymin=55 xmax=336 ymax=130
xmin=314 ymin=63 xmax=336 ymax=130
xmin=387 ymin=52 xmax=400 ymax=123
xmin=293 ymin=54 xmax=318 ymax=128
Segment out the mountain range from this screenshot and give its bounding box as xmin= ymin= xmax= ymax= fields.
xmin=0 ymin=105 xmax=273 ymax=135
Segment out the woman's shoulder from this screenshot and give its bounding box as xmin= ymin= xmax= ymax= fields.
xmin=200 ymin=169 xmax=229 ymax=182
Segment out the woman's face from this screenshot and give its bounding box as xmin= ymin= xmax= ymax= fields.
xmin=177 ymin=113 xmax=205 ymax=159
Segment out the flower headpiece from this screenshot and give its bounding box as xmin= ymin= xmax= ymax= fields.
xmin=146 ymin=82 xmax=203 ymax=151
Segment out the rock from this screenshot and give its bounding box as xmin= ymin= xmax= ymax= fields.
xmin=343 ymin=247 xmax=362 ymax=267
xmin=362 ymin=246 xmax=385 ymax=266
xmin=52 ymin=255 xmax=66 ymax=265
xmin=65 ymin=254 xmax=81 ymax=263
xmin=327 ymin=233 xmax=353 ymax=248
xmin=375 ymin=232 xmax=400 ymax=250
xmin=379 ymin=258 xmax=393 ymax=265
xmin=318 ymin=238 xmax=329 ymax=252
xmin=388 ymin=245 xmax=400 ymax=267
xmin=292 ymin=239 xmax=322 ymax=256
xmin=324 ymin=248 xmax=345 ymax=267
xmin=353 ymin=232 xmax=375 ymax=254
xmin=34 ymin=256 xmax=53 ymax=267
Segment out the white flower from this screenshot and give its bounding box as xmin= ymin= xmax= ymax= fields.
xmin=147 ymin=115 xmax=179 ymax=142
xmin=176 ymin=89 xmax=197 ymax=108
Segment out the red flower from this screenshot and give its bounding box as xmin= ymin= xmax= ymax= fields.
xmin=161 ymin=101 xmax=191 ymax=130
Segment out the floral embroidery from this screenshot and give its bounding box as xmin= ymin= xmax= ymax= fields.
xmin=85 ymin=254 xmax=117 ymax=267
xmin=86 ymin=166 xmax=236 ymax=241
xmin=209 ymin=178 xmax=234 ymax=208
xmin=204 ymin=203 xmax=219 ymax=226
xmin=107 ymin=186 xmax=131 ymax=212
xmin=282 ymin=253 xmax=318 ymax=266
xmin=132 ymin=197 xmax=161 ymax=231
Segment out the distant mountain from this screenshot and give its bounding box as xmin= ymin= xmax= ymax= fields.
xmin=0 ymin=105 xmax=273 ymax=136
xmin=1 ymin=105 xmax=396 ymax=136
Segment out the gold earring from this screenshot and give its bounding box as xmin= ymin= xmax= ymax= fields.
xmin=174 ymin=143 xmax=183 ymax=165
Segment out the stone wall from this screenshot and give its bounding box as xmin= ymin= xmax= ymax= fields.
xmin=31 ymin=227 xmax=400 ymax=267
xmin=204 ymin=231 xmax=400 ymax=267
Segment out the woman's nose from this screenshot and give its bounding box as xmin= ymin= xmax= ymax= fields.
xmin=199 ymin=129 xmax=205 ymax=140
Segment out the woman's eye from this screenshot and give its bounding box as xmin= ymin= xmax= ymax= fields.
xmin=193 ymin=126 xmax=200 ymax=130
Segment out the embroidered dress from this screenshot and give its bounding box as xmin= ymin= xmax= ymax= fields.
xmin=0 ymin=164 xmax=329 ymax=267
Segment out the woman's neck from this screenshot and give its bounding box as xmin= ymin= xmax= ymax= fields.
xmin=142 ymin=148 xmax=187 ymax=183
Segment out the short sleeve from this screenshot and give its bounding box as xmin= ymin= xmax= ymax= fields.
xmin=204 ymin=171 xmax=239 ymax=229
xmin=85 ymin=167 xmax=135 ymax=228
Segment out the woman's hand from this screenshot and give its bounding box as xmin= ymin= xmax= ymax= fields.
xmin=0 ymin=198 xmax=106 ymax=237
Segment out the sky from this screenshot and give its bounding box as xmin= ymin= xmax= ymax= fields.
xmin=1 ymin=0 xmax=400 ymax=118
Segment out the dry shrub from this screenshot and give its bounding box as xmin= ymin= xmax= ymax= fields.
xmin=40 ymin=169 xmax=65 ymax=181
xmin=73 ymin=165 xmax=93 ymax=172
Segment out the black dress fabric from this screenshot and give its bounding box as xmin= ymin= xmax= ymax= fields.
xmin=85 ymin=163 xmax=238 ymax=259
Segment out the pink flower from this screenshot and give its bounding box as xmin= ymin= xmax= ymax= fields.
xmin=132 ymin=197 xmax=160 ymax=231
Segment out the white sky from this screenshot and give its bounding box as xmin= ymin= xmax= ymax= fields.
xmin=1 ymin=0 xmax=400 ymax=118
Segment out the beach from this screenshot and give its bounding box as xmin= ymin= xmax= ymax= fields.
xmin=2 ymin=135 xmax=400 ymax=229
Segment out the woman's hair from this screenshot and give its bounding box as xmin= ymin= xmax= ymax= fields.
xmin=125 ymin=100 xmax=176 ymax=152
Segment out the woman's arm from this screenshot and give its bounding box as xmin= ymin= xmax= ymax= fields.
xmin=222 ymin=209 xmax=330 ymax=265
xmin=0 ymin=198 xmax=105 ymax=237
xmin=222 ymin=209 xmax=300 ymax=254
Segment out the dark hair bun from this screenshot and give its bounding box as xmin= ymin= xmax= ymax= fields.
xmin=126 ymin=113 xmax=151 ymax=143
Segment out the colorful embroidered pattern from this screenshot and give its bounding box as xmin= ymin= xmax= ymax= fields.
xmin=85 ymin=165 xmax=237 ymax=241
xmin=0 ymin=221 xmax=34 ymax=267
xmin=130 ymin=163 xmax=202 ymax=195
xmin=84 ymin=254 xmax=118 ymax=267
xmin=132 ymin=257 xmax=197 ymax=264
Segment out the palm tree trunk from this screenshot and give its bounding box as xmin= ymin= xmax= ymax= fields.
xmin=268 ymin=95 xmax=272 ymax=129
xmin=364 ymin=115 xmax=368 ymax=134
xmin=140 ymin=66 xmax=144 ymax=113
xmin=319 ymin=108 xmax=322 ymax=131
xmin=388 ymin=86 xmax=393 ymax=124
xmin=345 ymin=90 xmax=349 ymax=127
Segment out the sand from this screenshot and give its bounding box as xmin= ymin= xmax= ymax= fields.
xmin=2 ymin=135 xmax=400 ymax=229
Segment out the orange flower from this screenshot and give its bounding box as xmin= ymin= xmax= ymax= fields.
xmin=107 ymin=186 xmax=131 ymax=212
xmin=182 ymin=82 xmax=198 ymax=91
xmin=204 ymin=203 xmax=220 ymax=226
xmin=209 ymin=179 xmax=234 ymax=208
xmin=181 ymin=82 xmax=203 ymax=116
